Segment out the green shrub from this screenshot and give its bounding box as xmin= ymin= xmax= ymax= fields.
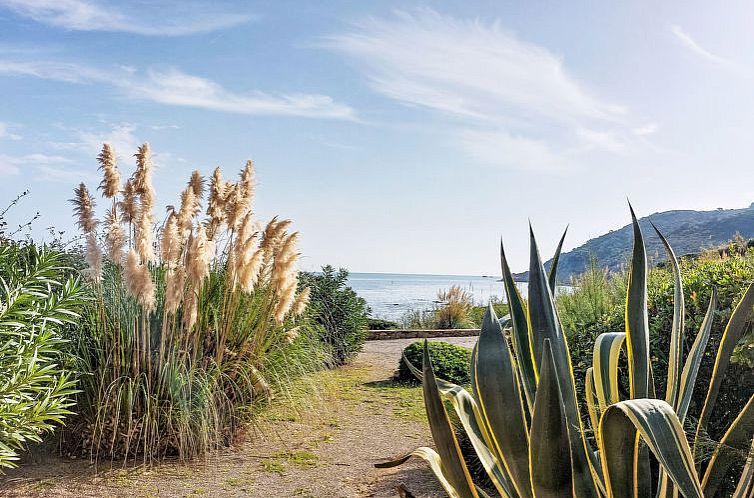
xmin=0 ymin=243 xmax=85 ymax=468
xmin=559 ymin=252 xmax=754 ymax=443
xmin=401 ymin=287 xmax=501 ymax=330
xmin=396 ymin=340 xmax=471 ymax=384
xmin=367 ymin=317 xmax=399 ymax=330
xmin=299 ymin=266 xmax=369 ymax=365
xmin=470 ymin=301 xmax=509 ymax=327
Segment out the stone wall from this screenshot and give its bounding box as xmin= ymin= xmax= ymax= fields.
xmin=366 ymin=329 xmax=481 ymax=340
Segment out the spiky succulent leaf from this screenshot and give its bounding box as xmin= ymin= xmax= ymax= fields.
xmin=599 ymin=399 xmax=703 ymax=498
xmin=475 ymin=304 xmax=532 ymax=498
xmin=421 ymin=340 xmax=478 ymax=498
xmin=547 ymin=226 xmax=568 ymax=293
xmin=501 ymin=240 xmax=536 ymax=411
xmin=527 ymin=226 xmax=598 ymax=498
xmin=592 ymin=332 xmax=626 ymax=413
xmin=625 ymin=205 xmax=650 ymax=399
xmin=651 ymin=222 xmax=685 ymax=407
xmin=677 ymin=289 xmax=717 ymax=422
xmin=529 ymin=339 xmax=572 ymax=498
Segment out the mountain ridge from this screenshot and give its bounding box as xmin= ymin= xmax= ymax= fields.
xmin=514 ymin=202 xmax=754 ymax=282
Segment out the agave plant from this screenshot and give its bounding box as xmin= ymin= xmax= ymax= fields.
xmin=380 ymin=208 xmax=754 ymax=498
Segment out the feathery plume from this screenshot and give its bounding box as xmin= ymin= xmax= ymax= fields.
xmin=71 ymin=183 xmax=98 ymax=233
xmin=177 ymin=185 xmax=200 ymax=240
xmin=224 ymin=161 xmax=255 ymax=231
xmin=189 ymin=170 xmax=205 ymax=198
xmin=160 ymin=211 xmax=182 ymax=264
xmin=97 ymin=144 xmax=121 ymax=198
xmin=183 ymin=288 xmax=198 ymax=331
xmin=206 ymin=167 xmax=227 ymax=236
xmin=284 ymin=326 xmax=300 ymax=344
xmin=118 ymin=178 xmax=139 ymax=225
xmin=186 ymin=225 xmax=214 ymax=289
xmin=104 ymin=207 xmax=126 ymax=263
xmin=271 ymin=232 xmax=300 ymax=323
xmin=133 ymin=144 xmax=155 ymax=198
xmin=292 ymin=287 xmax=310 ymax=317
xmin=123 ymin=249 xmax=155 ymax=310
xmin=135 ymin=208 xmax=156 ymax=263
xmin=132 ymin=144 xmax=157 ymax=263
xmin=164 ymin=266 xmax=186 ymax=315
xmin=84 ymin=232 xmax=103 ymax=283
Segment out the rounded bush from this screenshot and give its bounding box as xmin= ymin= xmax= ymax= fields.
xmin=396 ymin=340 xmax=471 ymax=384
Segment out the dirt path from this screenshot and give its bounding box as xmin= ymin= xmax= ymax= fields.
xmin=0 ymin=337 xmax=477 ymax=498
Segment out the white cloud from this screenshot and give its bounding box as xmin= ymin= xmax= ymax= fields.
xmin=325 ymin=10 xmax=625 ymax=127
xmin=458 ymin=129 xmax=572 ymax=172
xmin=0 ymin=59 xmax=355 ymax=120
xmin=0 ymin=152 xmax=76 ymax=178
xmin=670 ymin=25 xmax=749 ymax=74
xmin=0 ymin=122 xmax=22 ymax=140
xmin=325 ymin=10 xmax=640 ymax=171
xmin=632 ymin=123 xmax=659 ymax=136
xmin=0 ymin=0 xmax=252 ymax=36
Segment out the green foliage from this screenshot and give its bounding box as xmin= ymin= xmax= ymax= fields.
xmin=396 ymin=341 xmax=470 ymax=385
xmin=299 ymin=266 xmax=369 ymax=366
xmin=400 ymin=288 xmax=506 ymax=330
xmin=379 ymin=212 xmax=754 ymax=498
xmin=67 ymin=259 xmax=325 ymax=462
xmin=469 ymin=302 xmax=509 ymax=328
xmin=560 ymin=251 xmax=754 ymax=442
xmin=0 ymin=243 xmax=85 ymax=468
xmin=366 ymin=317 xmax=399 ymax=330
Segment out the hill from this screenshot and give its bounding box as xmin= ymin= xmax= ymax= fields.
xmin=515 ymin=202 xmax=754 ymax=282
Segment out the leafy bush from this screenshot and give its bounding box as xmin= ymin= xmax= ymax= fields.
xmin=0 ymin=243 xmax=85 ymax=468
xmin=469 ymin=301 xmax=509 ymax=327
xmin=299 ymin=266 xmax=369 ymax=365
xmin=401 ymin=286 xmax=498 ymax=330
xmin=559 ymin=251 xmax=754 ymax=442
xmin=379 ymin=212 xmax=754 ymax=498
xmin=397 ymin=340 xmax=470 ymax=385
xmin=435 ymin=286 xmax=474 ymax=329
xmin=367 ymin=317 xmax=399 ymax=330
xmin=66 ymin=144 xmax=321 ymax=462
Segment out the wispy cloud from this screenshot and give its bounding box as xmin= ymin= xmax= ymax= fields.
xmin=325 ymin=10 xmax=625 ymax=126
xmin=324 ymin=9 xmax=640 ymax=171
xmin=0 ymin=122 xmax=22 ymax=140
xmin=0 ymin=0 xmax=252 ymax=36
xmin=0 ymin=152 xmax=77 ymax=178
xmin=0 ymin=59 xmax=355 ymax=119
xmin=670 ymin=25 xmax=749 ymax=74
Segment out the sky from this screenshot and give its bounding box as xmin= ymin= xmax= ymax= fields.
xmin=2 ymin=1 xmax=754 ymax=275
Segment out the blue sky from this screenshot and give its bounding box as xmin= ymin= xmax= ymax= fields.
xmin=2 ymin=1 xmax=754 ymax=275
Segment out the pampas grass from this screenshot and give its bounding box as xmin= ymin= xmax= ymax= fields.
xmin=69 ymin=143 xmax=319 ymax=464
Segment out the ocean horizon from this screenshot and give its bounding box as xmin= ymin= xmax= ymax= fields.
xmin=346 ymin=271 xmax=517 ymax=321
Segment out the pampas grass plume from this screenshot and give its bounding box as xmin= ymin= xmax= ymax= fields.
xmin=97 ymin=144 xmax=121 ymax=198
xmin=71 ymin=183 xmax=98 ymax=233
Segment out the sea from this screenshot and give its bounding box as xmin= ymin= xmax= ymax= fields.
xmin=347 ymin=272 xmax=528 ymax=322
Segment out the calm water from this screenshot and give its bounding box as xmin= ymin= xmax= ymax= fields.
xmin=347 ymin=272 xmax=528 ymax=321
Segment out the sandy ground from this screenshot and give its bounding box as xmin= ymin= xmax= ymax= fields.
xmin=0 ymin=337 xmax=477 ymax=498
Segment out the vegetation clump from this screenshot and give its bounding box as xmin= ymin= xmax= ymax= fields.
xmin=397 ymin=340 xmax=470 ymax=385
xmin=299 ymin=266 xmax=369 ymax=366
xmin=67 ymin=143 xmax=319 ymax=462
xmin=0 ymin=243 xmax=85 ymax=468
xmin=379 ymin=209 xmax=754 ymax=498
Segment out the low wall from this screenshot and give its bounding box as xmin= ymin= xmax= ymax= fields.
xmin=367 ymin=328 xmax=481 ymax=340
